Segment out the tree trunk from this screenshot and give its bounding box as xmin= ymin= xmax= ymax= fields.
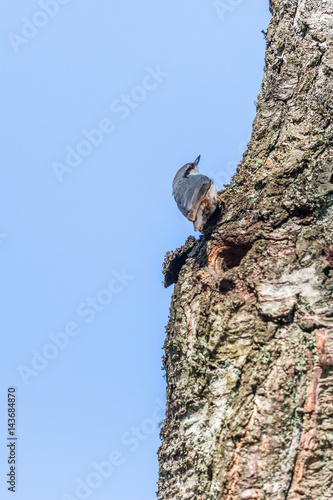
xmin=158 ymin=1 xmax=333 ymax=499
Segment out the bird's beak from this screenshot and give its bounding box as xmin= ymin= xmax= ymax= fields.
xmin=194 ymin=155 xmax=201 ymax=166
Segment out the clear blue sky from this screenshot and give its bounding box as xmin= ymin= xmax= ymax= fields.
xmin=1 ymin=1 xmax=271 ymax=499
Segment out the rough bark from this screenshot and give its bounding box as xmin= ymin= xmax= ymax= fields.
xmin=158 ymin=1 xmax=333 ymax=499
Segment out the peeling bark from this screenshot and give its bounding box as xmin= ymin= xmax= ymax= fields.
xmin=158 ymin=1 xmax=333 ymax=499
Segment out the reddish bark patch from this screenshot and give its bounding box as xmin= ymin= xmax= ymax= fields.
xmin=324 ymin=245 xmax=333 ymax=269
xmin=289 ymin=330 xmax=328 ymax=498
xmin=223 ymin=409 xmax=257 ymax=500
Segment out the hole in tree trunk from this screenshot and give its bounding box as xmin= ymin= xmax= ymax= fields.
xmin=219 ymin=278 xmax=234 ymax=293
xmin=221 ymin=246 xmax=249 ymax=269
xmin=209 ymin=243 xmax=251 ymax=271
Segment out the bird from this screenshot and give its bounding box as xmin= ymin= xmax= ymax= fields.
xmin=172 ymin=155 xmax=218 ymax=232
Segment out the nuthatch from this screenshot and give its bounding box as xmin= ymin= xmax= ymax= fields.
xmin=172 ymin=156 xmax=218 ymax=232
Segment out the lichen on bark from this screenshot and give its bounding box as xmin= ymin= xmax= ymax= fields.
xmin=158 ymin=1 xmax=333 ymax=499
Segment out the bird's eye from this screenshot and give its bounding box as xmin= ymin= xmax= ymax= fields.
xmin=185 ymin=166 xmax=193 ymax=177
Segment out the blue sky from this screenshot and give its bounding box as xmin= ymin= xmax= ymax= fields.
xmin=1 ymin=1 xmax=271 ymax=499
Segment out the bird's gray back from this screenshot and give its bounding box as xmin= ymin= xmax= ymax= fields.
xmin=172 ymin=164 xmax=190 ymax=194
xmin=173 ymin=174 xmax=212 ymax=219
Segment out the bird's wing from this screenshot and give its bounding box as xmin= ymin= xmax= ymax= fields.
xmin=175 ymin=176 xmax=212 ymax=222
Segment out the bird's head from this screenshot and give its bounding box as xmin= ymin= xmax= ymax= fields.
xmin=173 ymin=155 xmax=201 ymax=184
xmin=184 ymin=155 xmax=201 ymax=177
